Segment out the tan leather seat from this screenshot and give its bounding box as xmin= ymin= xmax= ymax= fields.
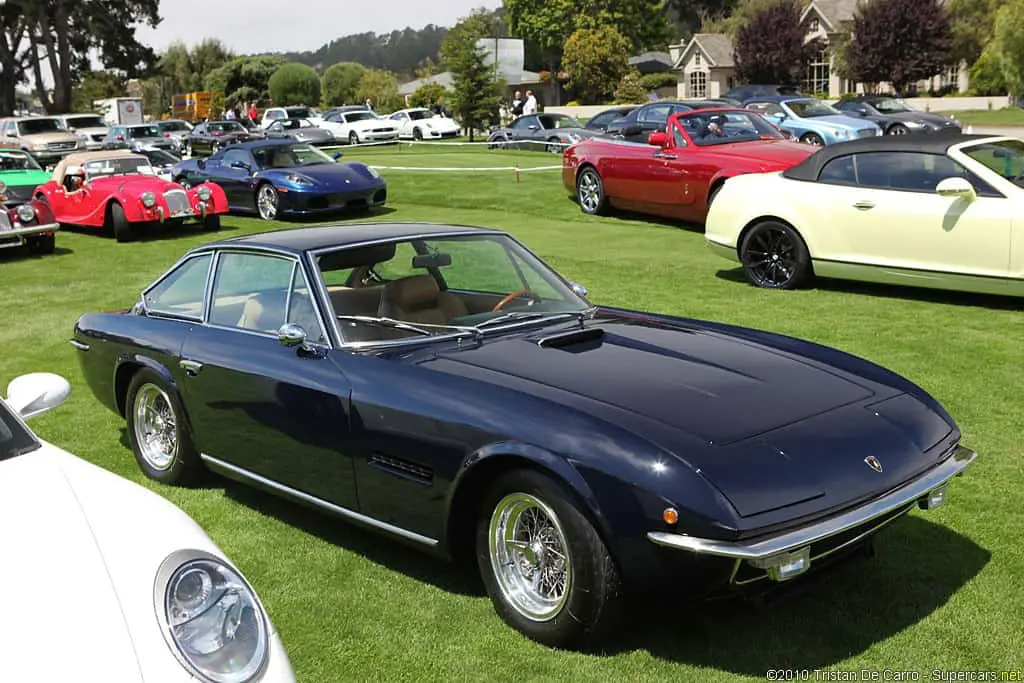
xmin=328 ymin=286 xmax=383 ymax=317
xmin=380 ymin=274 xmax=467 ymax=325
xmin=236 ymin=291 xmax=287 ymax=333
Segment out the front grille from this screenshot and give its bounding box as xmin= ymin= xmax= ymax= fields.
xmin=857 ymin=128 xmax=878 ymax=138
xmin=163 ymin=189 xmax=191 ymax=216
xmin=370 ymin=128 xmax=394 ymax=134
xmin=47 ymin=141 xmax=76 ymax=150
xmin=373 ymin=188 xmax=386 ymax=204
xmin=91 ymin=134 xmax=105 ymax=142
xmin=0 ymin=213 xmax=12 ymax=231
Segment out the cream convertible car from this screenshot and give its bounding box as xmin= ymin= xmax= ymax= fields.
xmin=705 ymin=133 xmax=1024 ymax=297
xmin=0 ymin=372 xmax=294 ymax=682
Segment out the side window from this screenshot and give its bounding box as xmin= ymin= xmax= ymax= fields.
xmin=222 ymin=149 xmax=249 ymax=166
xmin=511 ymin=116 xmax=537 ymax=130
xmin=287 ymin=268 xmax=326 ymax=343
xmin=144 ymin=254 xmax=212 ymax=319
xmin=208 ymin=253 xmax=295 ymax=333
xmin=671 ymin=121 xmax=688 ymax=148
xmin=855 ymin=152 xmax=992 ymax=193
xmin=818 ymin=156 xmax=856 ymax=185
xmin=373 ymin=242 xmax=421 ymax=280
xmin=639 ymin=105 xmax=672 ymax=126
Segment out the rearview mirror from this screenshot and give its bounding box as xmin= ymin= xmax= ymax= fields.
xmin=568 ymin=281 xmax=588 ymax=298
xmin=411 ymin=253 xmax=452 ymax=268
xmin=648 ymin=131 xmax=669 ymax=147
xmin=935 ymin=177 xmax=976 ymax=200
xmin=5 ymin=372 xmax=71 ymax=421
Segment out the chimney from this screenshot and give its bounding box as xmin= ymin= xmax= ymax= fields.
xmin=668 ymin=42 xmax=684 ymax=66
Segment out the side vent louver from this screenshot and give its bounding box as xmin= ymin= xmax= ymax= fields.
xmin=537 ymin=327 xmax=605 ymax=352
xmin=369 ymin=453 xmax=433 ymax=484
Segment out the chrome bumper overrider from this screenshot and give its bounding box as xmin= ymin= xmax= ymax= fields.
xmin=648 ymin=445 xmax=977 ymax=572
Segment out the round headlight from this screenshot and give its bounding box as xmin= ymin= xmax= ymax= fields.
xmin=16 ymin=203 xmax=35 ymax=222
xmin=197 ymin=185 xmax=212 ymax=201
xmin=158 ymin=552 xmax=269 ymax=683
xmin=141 ymin=191 xmax=156 ymax=208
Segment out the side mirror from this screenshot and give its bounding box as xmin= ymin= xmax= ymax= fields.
xmin=332 ymin=152 xmax=343 ymax=160
xmin=935 ymin=177 xmax=976 ymax=200
xmin=196 ymin=159 xmax=206 ymax=170
xmin=5 ymin=372 xmax=71 ymax=421
xmin=648 ymin=131 xmax=669 ymax=147
xmin=568 ymin=281 xmax=588 ymax=298
xmin=527 ymin=124 xmax=539 ymax=131
xmin=771 ymin=113 xmax=787 ymax=123
xmin=278 ymin=323 xmax=311 ymax=351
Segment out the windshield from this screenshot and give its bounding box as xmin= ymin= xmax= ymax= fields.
xmin=286 ymin=107 xmax=313 ymax=118
xmin=408 ymin=110 xmax=433 ymax=120
xmin=66 ymin=115 xmax=106 ymax=129
xmin=785 ymin=99 xmax=839 ymax=118
xmin=0 ymin=149 xmax=43 ymax=171
xmin=127 ymin=125 xmax=162 ymax=138
xmin=870 ymin=98 xmax=914 ymax=113
xmin=82 ymin=157 xmax=157 ymax=179
xmin=252 ymin=143 xmax=334 ymax=169
xmin=0 ymin=401 xmax=39 ymax=462
xmin=962 ymin=139 xmax=1024 ymax=187
xmin=344 ymin=112 xmax=376 ymax=123
xmin=209 ymin=121 xmax=245 ymax=133
xmin=159 ymin=121 xmax=191 ymax=132
xmin=142 ymin=149 xmax=180 ymax=165
xmin=318 ymin=234 xmax=591 ymax=343
xmin=679 ymin=111 xmax=783 ymax=146
xmin=540 ymin=114 xmax=583 ymax=129
xmin=18 ymin=118 xmax=63 ymax=135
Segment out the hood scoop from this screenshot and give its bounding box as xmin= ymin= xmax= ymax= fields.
xmin=537 ymin=327 xmax=605 ymax=353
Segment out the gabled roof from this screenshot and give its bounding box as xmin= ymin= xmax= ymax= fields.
xmin=397 ymin=70 xmax=542 ymax=96
xmin=800 ymin=0 xmax=859 ymax=31
xmin=628 ymin=51 xmax=674 ymax=72
xmin=673 ymin=34 xmax=735 ymax=69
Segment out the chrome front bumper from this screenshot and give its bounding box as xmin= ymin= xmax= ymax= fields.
xmin=648 ymin=445 xmax=976 ymax=571
xmin=0 ymin=221 xmax=60 ymax=239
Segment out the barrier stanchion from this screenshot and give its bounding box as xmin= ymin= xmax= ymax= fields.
xmin=515 ymin=164 xmax=520 ymax=183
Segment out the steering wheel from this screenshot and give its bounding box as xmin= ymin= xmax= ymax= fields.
xmin=492 ymin=289 xmax=531 ymax=312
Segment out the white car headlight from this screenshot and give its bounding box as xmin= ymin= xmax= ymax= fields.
xmin=141 ymin=191 xmax=156 ymax=208
xmin=16 ymin=203 xmax=35 ymax=222
xmin=424 ymin=122 xmax=434 ymax=129
xmin=366 ymin=165 xmax=380 ymax=179
xmin=905 ymin=120 xmax=927 ymax=128
xmin=833 ymin=129 xmax=849 ymax=138
xmin=196 ymin=185 xmax=212 ymax=201
xmin=157 ymin=551 xmax=269 ymax=683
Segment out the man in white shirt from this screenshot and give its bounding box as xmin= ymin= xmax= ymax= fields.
xmin=523 ymin=90 xmax=538 ymax=115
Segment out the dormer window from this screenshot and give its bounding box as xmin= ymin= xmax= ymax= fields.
xmin=809 ymin=18 xmax=821 ymax=32
xmin=694 ymin=52 xmax=702 ymax=67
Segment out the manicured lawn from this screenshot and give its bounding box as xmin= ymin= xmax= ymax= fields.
xmin=936 ymin=107 xmax=1024 ymax=126
xmin=2 ymin=144 xmax=1020 ymax=681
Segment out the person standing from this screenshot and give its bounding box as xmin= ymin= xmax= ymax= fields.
xmin=523 ymin=90 xmax=538 ymax=115
xmin=248 ymin=102 xmax=258 ymax=124
xmin=512 ymin=90 xmax=523 ymax=117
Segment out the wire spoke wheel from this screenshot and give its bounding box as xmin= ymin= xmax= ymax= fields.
xmin=133 ymin=383 xmax=178 ymax=471
xmin=489 ymin=493 xmax=572 ymax=622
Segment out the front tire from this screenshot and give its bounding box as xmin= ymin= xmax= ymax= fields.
xmin=107 ymin=202 xmax=133 ymax=242
xmin=348 ymin=131 xmax=359 ymax=145
xmin=546 ymin=137 xmax=562 ymax=154
xmin=476 ymin=469 xmax=621 ymax=649
xmin=413 ymin=127 xmax=423 ymax=140
xmin=800 ymin=132 xmax=824 ymax=146
xmin=740 ymin=220 xmax=812 ymax=290
xmin=27 ymin=234 xmax=55 ymax=254
xmin=256 ymin=183 xmax=279 ymax=220
xmin=576 ymin=167 xmax=608 ymax=216
xmin=202 ymin=213 xmax=221 ymax=231
xmin=185 ymin=141 xmax=193 ymax=157
xmin=125 ymin=369 xmax=202 ymax=485
xmin=888 ymin=123 xmax=909 ymax=135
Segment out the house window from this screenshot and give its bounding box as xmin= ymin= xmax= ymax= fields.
xmin=803 ymin=47 xmax=830 ymax=94
xmin=808 ymin=17 xmax=820 ymax=33
xmin=694 ymin=52 xmax=702 ymax=67
xmin=689 ymin=71 xmax=707 ymax=98
xmin=942 ymin=65 xmax=959 ymax=88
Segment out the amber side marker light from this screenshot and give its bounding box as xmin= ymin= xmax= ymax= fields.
xmin=662 ymin=508 xmax=679 ymax=525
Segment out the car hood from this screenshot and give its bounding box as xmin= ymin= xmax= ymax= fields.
xmin=262 ymin=162 xmax=378 ymax=185
xmin=292 ymin=129 xmax=333 ymax=139
xmin=698 ymin=140 xmax=814 ymax=167
xmin=348 ymin=119 xmax=397 ymax=131
xmin=0 ymin=168 xmax=51 ymax=190
xmin=87 ymin=173 xmax=180 ymax=193
xmin=886 ymin=111 xmax=958 ymax=126
xmin=20 ymin=131 xmax=78 ymax=144
xmin=0 ymin=450 xmax=142 ymax=680
xmin=425 ymin=315 xmax=954 ymax=519
xmin=804 ymin=114 xmax=874 ymax=131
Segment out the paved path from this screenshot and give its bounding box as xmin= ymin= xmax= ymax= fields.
xmin=967 ymin=125 xmax=1024 ymax=137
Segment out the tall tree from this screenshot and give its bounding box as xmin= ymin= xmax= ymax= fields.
xmin=700 ymin=0 xmax=784 ymax=36
xmin=268 ymin=62 xmax=321 ymax=106
xmin=561 ymin=25 xmax=631 ymax=103
xmin=843 ymin=0 xmax=953 ymax=95
xmin=204 ymin=55 xmax=287 ymax=107
xmin=947 ymin=0 xmax=1008 ymax=65
xmin=734 ymin=0 xmax=822 ymax=84
xmin=442 ymin=9 xmax=504 ymax=142
xmin=71 ymin=69 xmax=127 ymax=111
xmin=992 ymin=0 xmax=1024 ymax=98
xmin=320 ymin=62 xmax=366 ymax=106
xmin=355 ymin=69 xmax=402 ymax=111
xmin=20 ymin=0 xmax=160 ymax=113
xmin=0 ymin=4 xmax=31 ymax=116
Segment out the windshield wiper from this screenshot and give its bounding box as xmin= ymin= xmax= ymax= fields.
xmin=336 ymin=315 xmax=481 ymax=339
xmin=477 ymin=307 xmax=598 ymax=330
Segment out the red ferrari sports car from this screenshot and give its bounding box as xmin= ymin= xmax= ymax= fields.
xmin=563 ymin=108 xmax=815 ymax=223
xmin=35 ymin=151 xmax=228 ymax=242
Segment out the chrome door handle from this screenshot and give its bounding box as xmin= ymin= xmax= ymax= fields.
xmin=853 ymin=200 xmax=875 ymax=210
xmin=68 ymin=339 xmax=90 ymax=351
xmin=179 ymin=360 xmax=203 ymax=377
xmin=653 ymin=152 xmax=678 ymax=160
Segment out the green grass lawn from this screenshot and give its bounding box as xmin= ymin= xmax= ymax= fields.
xmin=937 ymin=107 xmax=1024 ymax=126
xmin=2 ymin=144 xmax=1021 ymax=681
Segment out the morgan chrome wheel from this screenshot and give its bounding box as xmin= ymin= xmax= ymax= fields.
xmin=576 ymin=168 xmax=607 ymax=215
xmin=489 ymin=493 xmax=572 ymax=622
xmin=133 ymin=383 xmax=177 ymax=471
xmin=257 ymin=184 xmax=278 ymax=220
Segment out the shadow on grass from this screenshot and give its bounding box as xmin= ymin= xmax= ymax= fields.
xmin=606 ymin=516 xmax=988 ymax=671
xmin=0 ymin=245 xmax=74 ymax=262
xmin=714 ymin=266 xmax=1024 ymax=310
xmin=59 ymin=221 xmax=238 ymax=243
xmin=279 ymin=206 xmax=398 ymax=225
xmin=563 ymin=194 xmax=706 ymax=233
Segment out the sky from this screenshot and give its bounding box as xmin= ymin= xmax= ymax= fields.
xmin=135 ymin=0 xmax=504 ymax=54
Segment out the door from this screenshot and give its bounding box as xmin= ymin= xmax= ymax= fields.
xmin=818 ymin=151 xmax=1012 ymax=276
xmin=508 ymin=115 xmax=538 ymax=149
xmin=215 ymin=148 xmax=256 ymax=206
xmin=178 ymin=251 xmax=358 ymax=508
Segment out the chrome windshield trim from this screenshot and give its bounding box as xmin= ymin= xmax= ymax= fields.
xmin=199 ymin=454 xmax=439 ymax=546
xmin=648 ymin=444 xmax=977 ymax=560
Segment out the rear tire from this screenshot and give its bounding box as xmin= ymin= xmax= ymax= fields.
xmin=476 ymin=469 xmax=621 ymax=649
xmin=125 ymin=369 xmax=203 ymax=485
xmin=740 ymin=220 xmax=812 ymax=290
xmin=800 ymin=132 xmax=824 ymax=146
xmin=576 ymin=167 xmax=608 ymax=216
xmin=107 ymin=202 xmax=133 ymax=242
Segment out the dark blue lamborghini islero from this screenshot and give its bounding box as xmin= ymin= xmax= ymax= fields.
xmin=71 ymin=223 xmax=977 ymax=649
xmin=170 ymin=140 xmax=386 ymax=220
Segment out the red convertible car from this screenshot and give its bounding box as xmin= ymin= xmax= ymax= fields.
xmin=35 ymin=151 xmax=228 ymax=242
xmin=563 ymin=108 xmax=815 ymax=223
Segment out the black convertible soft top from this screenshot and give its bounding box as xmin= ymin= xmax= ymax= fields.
xmin=782 ymin=132 xmax=998 ymax=181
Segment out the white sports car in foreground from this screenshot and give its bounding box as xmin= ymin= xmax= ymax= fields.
xmin=318 ymin=109 xmax=399 ymax=145
xmin=705 ymin=133 xmax=1024 ymax=297
xmin=0 ymin=372 xmax=295 ymax=682
xmin=388 ymin=108 xmax=461 ymax=140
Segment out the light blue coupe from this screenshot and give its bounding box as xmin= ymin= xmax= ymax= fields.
xmin=745 ymin=96 xmax=881 ymax=146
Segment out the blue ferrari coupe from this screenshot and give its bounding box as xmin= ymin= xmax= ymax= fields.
xmin=170 ymin=140 xmax=387 ymax=220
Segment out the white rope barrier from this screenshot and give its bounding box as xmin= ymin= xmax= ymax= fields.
xmin=321 ymin=138 xmax=572 ymax=151
xmin=369 ymin=164 xmax=562 ymax=172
